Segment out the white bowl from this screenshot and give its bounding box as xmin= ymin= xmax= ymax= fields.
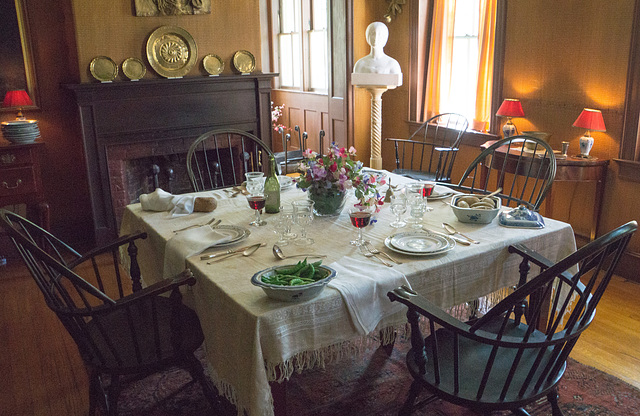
xmin=450 ymin=194 xmax=501 ymax=224
xmin=251 ymin=264 xmax=336 ymax=302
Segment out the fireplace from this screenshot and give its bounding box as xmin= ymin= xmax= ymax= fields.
xmin=67 ymin=74 xmax=276 ymax=246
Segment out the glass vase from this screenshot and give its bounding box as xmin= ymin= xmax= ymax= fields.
xmin=307 ymin=187 xmax=347 ymax=216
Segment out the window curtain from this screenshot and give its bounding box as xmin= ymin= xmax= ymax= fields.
xmin=422 ymin=0 xmax=457 ymax=121
xmin=474 ymin=0 xmax=497 ymax=131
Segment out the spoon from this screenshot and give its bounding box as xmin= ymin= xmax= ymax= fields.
xmin=272 ymin=244 xmax=327 ymax=260
xmin=207 ymin=243 xmax=263 ymax=264
xmin=485 ymin=187 xmax=502 ymax=199
xmin=442 ymin=222 xmax=480 ymax=244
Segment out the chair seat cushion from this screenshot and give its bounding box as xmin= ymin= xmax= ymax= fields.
xmin=406 ymin=320 xmax=565 ymax=409
xmin=85 ymin=296 xmax=205 ymax=373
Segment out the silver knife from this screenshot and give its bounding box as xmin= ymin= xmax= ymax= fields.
xmin=422 ymin=227 xmax=471 ymax=246
xmin=200 ymin=243 xmax=257 ymax=260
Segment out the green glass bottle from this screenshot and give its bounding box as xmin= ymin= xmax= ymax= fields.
xmin=264 ymin=154 xmax=281 ymax=213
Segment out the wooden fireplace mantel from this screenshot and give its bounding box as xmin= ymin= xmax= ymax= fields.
xmin=66 ymin=73 xmax=276 ymax=246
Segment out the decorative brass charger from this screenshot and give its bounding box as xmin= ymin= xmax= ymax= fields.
xmin=89 ymin=56 xmax=118 ymax=82
xmin=122 ymin=57 xmax=147 ymax=80
xmin=146 ymin=26 xmax=198 ymax=78
xmin=202 ymin=54 xmax=224 ymax=76
xmin=232 ymin=50 xmax=255 ymax=74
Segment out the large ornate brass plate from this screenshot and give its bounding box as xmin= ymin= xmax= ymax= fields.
xmin=90 ymin=56 xmax=118 ymax=82
xmin=122 ymin=57 xmax=147 ymax=80
xmin=232 ymin=50 xmax=255 ymax=74
xmin=146 ymin=26 xmax=198 ymax=78
xmin=202 ymin=54 xmax=224 ymax=76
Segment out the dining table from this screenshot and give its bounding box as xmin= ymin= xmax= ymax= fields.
xmin=119 ymin=170 xmax=577 ymax=416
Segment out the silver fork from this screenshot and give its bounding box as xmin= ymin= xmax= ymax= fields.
xmin=173 ymin=217 xmax=217 ymax=233
xmin=364 ymin=241 xmax=402 ymax=264
xmin=359 ymin=244 xmax=393 ymax=267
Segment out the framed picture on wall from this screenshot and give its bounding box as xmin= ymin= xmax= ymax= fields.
xmin=0 ymin=0 xmax=38 ymax=111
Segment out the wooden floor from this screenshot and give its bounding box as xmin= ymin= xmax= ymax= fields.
xmin=1 ymin=257 xmax=639 ymax=415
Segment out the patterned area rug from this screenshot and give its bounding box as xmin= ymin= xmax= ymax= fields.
xmin=117 ymin=339 xmax=640 ymax=416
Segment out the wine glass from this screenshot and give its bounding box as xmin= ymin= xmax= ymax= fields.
xmin=246 ymin=175 xmax=267 ymax=226
xmin=293 ymin=200 xmax=315 ymax=246
xmin=422 ymin=181 xmax=435 ymax=212
xmin=389 ymin=194 xmax=407 ymax=228
xmin=349 ymin=205 xmax=374 ymax=246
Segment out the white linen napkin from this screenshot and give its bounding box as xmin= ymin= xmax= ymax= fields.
xmin=139 ymin=188 xmax=196 ymax=217
xmin=327 ymin=256 xmax=411 ymax=335
xmin=163 ymin=226 xmax=233 ymax=278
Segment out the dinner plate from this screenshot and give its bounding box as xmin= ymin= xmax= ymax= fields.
xmin=210 ymin=225 xmax=250 ymax=247
xmin=427 ymin=190 xmax=454 ymax=201
xmin=202 ymin=54 xmax=224 ymax=76
xmin=90 ymin=56 xmax=118 ymax=82
xmin=232 ymin=50 xmax=255 ymax=73
xmin=122 ymin=57 xmax=147 ymax=80
xmin=386 ymin=232 xmax=455 ymax=256
xmin=278 ymin=175 xmax=294 ymax=190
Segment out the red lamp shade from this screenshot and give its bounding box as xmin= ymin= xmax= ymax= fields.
xmin=572 ymin=108 xmax=606 ymax=132
xmin=2 ymin=90 xmax=33 ymax=108
xmin=496 ymin=99 xmax=525 ymax=118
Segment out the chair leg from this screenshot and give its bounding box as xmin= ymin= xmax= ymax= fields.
xmin=184 ymin=353 xmax=221 ymax=413
xmin=399 ymin=380 xmax=422 ymax=416
xmin=107 ymin=375 xmax=121 ymax=416
xmin=511 ymin=408 xmax=531 ymax=416
xmin=547 ymin=388 xmax=564 ymax=416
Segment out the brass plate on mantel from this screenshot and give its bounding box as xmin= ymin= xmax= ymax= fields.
xmin=202 ymin=54 xmax=224 ymax=76
xmin=146 ymin=26 xmax=198 ymax=78
xmin=122 ymin=57 xmax=147 ymax=80
xmin=90 ymin=56 xmax=118 ymax=82
xmin=232 ymin=50 xmax=255 ymax=74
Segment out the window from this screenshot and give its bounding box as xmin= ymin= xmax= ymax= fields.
xmin=276 ymin=0 xmax=327 ymax=93
xmin=411 ymin=0 xmax=505 ymax=135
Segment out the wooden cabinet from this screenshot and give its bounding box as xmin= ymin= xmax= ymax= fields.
xmin=0 ymin=142 xmax=49 ymax=229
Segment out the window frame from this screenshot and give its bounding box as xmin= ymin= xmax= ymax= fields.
xmin=408 ymin=0 xmax=507 ymax=147
xmin=616 ymin=0 xmax=640 ymax=181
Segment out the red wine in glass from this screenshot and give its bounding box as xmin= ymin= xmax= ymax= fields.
xmin=350 ymin=211 xmax=372 ymax=228
xmin=422 ymin=183 xmax=435 ymax=197
xmin=248 ymin=195 xmax=266 ymax=210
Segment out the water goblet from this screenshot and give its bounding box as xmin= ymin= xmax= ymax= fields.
xmin=407 ymin=194 xmax=427 ymax=229
xmin=245 ymin=171 xmax=265 ymax=195
xmin=349 ymin=205 xmax=374 ymax=246
xmin=405 ymin=183 xmax=425 ymax=226
xmin=389 ymin=194 xmax=407 ymax=228
xmin=293 ymin=200 xmax=315 ymax=246
xmin=272 ymin=213 xmax=290 ymax=246
xmin=280 ymin=204 xmax=298 ymax=240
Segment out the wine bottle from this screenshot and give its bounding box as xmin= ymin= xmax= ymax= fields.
xmin=264 ymin=154 xmax=281 ymax=213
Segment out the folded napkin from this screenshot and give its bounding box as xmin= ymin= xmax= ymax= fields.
xmin=140 ymin=188 xmax=196 ymax=217
xmin=163 ymin=226 xmax=233 ymax=278
xmin=327 ymin=257 xmax=411 ymax=335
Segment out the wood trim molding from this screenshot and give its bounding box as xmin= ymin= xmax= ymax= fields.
xmin=613 ymin=158 xmax=640 ymax=182
xmin=615 ymin=249 xmax=640 ymax=283
xmin=620 ymin=0 xmax=640 ymax=162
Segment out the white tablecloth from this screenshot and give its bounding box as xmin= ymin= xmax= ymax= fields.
xmin=120 ymin=171 xmax=577 ymax=416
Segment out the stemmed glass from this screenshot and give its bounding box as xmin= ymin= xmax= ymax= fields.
xmin=272 ymin=205 xmax=296 ymax=245
xmin=245 ymin=172 xmax=266 ymax=226
xmin=293 ymin=200 xmax=315 ymax=246
xmin=406 ymin=183 xmax=427 ymax=229
xmin=349 ymin=205 xmax=374 ymax=246
xmin=422 ymin=181 xmax=435 ymax=212
xmin=389 ymin=194 xmax=407 ymax=228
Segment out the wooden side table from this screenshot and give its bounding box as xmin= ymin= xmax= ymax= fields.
xmin=0 ymin=141 xmax=50 ymax=230
xmin=545 ymin=156 xmax=609 ymax=241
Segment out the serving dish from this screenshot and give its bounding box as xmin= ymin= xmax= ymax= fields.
xmin=498 ymin=205 xmax=545 ymax=229
xmin=450 ymin=194 xmax=501 ymax=224
xmin=90 ymin=56 xmax=118 ymax=82
xmin=251 ymin=264 xmax=336 ymax=302
xmin=146 ymin=25 xmax=198 ymax=78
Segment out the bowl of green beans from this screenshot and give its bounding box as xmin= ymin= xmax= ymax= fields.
xmin=251 ymin=259 xmax=336 ymax=302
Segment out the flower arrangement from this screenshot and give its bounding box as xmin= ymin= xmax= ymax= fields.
xmin=271 ymin=102 xmax=289 ymax=133
xmin=296 ymin=142 xmax=385 ymax=212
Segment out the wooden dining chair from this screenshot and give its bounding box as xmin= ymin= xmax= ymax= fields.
xmin=274 ymin=125 xmax=307 ymax=174
xmin=385 ymin=113 xmax=469 ymax=183
xmin=388 ymin=220 xmax=637 ymax=416
xmin=0 ymin=209 xmax=220 ymax=416
xmin=186 ymin=128 xmax=276 ymax=191
xmin=453 ymin=135 xmax=556 ymax=210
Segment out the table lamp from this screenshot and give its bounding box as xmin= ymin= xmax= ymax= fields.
xmin=2 ymin=90 xmax=33 ymax=120
xmin=572 ymin=108 xmax=605 ymax=159
xmin=496 ymin=98 xmax=525 ymax=138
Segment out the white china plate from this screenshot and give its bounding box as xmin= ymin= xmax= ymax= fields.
xmin=210 ymin=225 xmax=250 ymax=247
xmin=386 ymin=232 xmax=455 ymax=256
xmin=279 ymin=175 xmax=294 ymax=189
xmin=428 ymin=191 xmax=454 ymax=201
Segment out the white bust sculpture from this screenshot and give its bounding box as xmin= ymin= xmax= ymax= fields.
xmin=353 ymin=22 xmax=402 ymax=75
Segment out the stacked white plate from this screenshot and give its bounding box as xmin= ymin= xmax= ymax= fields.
xmin=384 ymin=231 xmax=455 ymax=256
xmin=1 ymin=120 xmax=40 ymax=144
